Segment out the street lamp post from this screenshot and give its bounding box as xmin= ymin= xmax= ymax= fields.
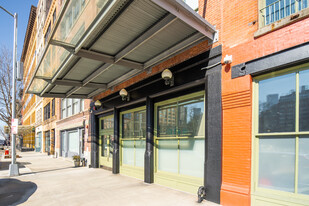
xmin=0 ymin=5 xmax=19 ymax=176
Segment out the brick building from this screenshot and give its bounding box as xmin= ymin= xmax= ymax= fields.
xmin=22 ymin=0 xmax=309 ymax=205
xmin=203 ymin=0 xmax=309 ymax=205
xmin=21 ymin=5 xmax=37 ymax=150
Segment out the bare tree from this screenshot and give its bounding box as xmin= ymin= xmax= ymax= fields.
xmin=0 ymin=45 xmax=23 ymax=140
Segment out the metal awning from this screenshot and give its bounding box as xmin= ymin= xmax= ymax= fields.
xmin=26 ymin=0 xmax=216 ymax=99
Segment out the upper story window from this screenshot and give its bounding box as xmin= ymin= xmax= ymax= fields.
xmin=261 ymin=0 xmax=308 ymax=26
xmin=183 ymin=0 xmax=199 ymax=11
xmin=52 ymin=98 xmax=55 ymax=116
xmin=61 ymin=98 xmax=84 ymax=119
xmin=44 ymin=103 xmax=51 ymax=121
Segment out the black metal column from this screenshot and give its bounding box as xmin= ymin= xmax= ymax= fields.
xmin=90 ymin=106 xmax=99 ymax=168
xmin=144 ymin=97 xmax=154 ymax=183
xmin=112 ymin=107 xmax=120 ymax=174
xmin=204 ymin=64 xmax=222 ymax=204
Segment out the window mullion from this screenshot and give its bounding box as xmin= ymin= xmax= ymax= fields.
xmin=295 ymin=136 xmax=299 ymax=194
xmin=296 ymin=71 xmax=300 ymax=133
xmin=294 ymin=71 xmax=300 ymax=194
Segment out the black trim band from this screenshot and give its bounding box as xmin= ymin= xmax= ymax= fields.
xmin=232 ymin=42 xmax=309 ymax=78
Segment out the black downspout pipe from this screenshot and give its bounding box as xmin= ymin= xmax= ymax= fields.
xmin=90 ymin=105 xmax=99 ymax=168
xmin=144 ymin=97 xmax=154 ymax=183
xmin=202 ymin=0 xmax=207 ymax=18
xmin=113 ymin=107 xmax=120 ymax=174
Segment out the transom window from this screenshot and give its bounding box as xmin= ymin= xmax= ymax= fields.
xmin=254 ymin=65 xmax=309 ymax=201
xmin=260 ymin=0 xmax=308 ymax=26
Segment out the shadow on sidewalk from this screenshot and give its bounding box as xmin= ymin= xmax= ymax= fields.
xmin=0 ymin=179 xmax=37 ymax=206
xmin=0 ymin=162 xmax=27 ymax=171
xmin=21 ymin=166 xmax=76 ymax=176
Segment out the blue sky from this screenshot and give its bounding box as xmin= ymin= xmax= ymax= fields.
xmin=0 ymin=0 xmax=38 ymax=58
xmin=0 ymin=0 xmax=37 ymax=139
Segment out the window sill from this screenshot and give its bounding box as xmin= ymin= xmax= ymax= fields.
xmin=255 ymin=7 xmax=309 ymax=38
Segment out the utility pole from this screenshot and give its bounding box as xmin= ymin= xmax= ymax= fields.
xmin=0 ymin=5 xmax=19 ymax=176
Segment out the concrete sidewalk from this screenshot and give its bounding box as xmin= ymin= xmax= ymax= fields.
xmin=0 ymin=152 xmax=220 ymax=206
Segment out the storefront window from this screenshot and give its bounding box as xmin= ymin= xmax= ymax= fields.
xmin=259 ymin=73 xmax=296 ymax=133
xmin=121 ymin=108 xmax=146 ymax=167
xmin=299 ymin=70 xmax=309 ymax=131
xmin=254 ymin=66 xmax=309 ymax=198
xmin=156 ymin=92 xmax=205 ymax=178
xmin=123 ymin=110 xmax=146 ymax=139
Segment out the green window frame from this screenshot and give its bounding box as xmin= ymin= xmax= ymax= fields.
xmin=252 ymin=63 xmax=309 ymax=204
xmin=154 ymin=91 xmax=205 ymax=178
xmin=120 ymin=106 xmax=146 ymax=168
xmin=99 ymin=115 xmax=114 ymax=158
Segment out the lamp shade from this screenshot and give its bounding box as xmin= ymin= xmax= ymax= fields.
xmin=94 ymin=100 xmax=102 ymax=107
xmin=119 ymin=88 xmax=128 ymax=97
xmin=161 ymin=69 xmax=173 ymax=80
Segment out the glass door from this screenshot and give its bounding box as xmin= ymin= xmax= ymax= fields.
xmin=45 ymin=131 xmax=50 ymax=153
xmin=35 ymin=132 xmax=42 ymax=152
xmin=99 ymin=115 xmax=114 ymax=168
xmin=120 ymin=106 xmax=146 ymax=180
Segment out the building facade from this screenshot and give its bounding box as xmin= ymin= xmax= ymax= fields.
xmin=56 ymin=98 xmax=91 ymax=162
xmin=22 ymin=0 xmax=309 ymax=205
xmin=204 ymin=0 xmax=309 ymax=205
xmin=21 ymin=5 xmax=37 ymax=150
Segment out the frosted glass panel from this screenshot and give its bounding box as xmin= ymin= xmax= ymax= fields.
xmin=259 ymin=137 xmax=295 ymax=192
xmin=299 ymin=70 xmax=309 ymax=131
xmin=298 ymin=136 xmax=309 ymax=195
xmin=122 ymin=140 xmax=134 ymax=166
xmin=68 ymin=131 xmax=79 ymax=154
xmin=259 ymin=73 xmax=296 ymax=133
xmin=179 ymin=139 xmax=204 ymax=178
xmin=158 ymin=140 xmax=178 ymax=173
xmin=135 ymin=140 xmax=145 ymax=167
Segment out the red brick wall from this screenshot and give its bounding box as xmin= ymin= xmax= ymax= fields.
xmin=92 ymin=1 xmax=308 ymax=205
xmin=203 ymin=0 xmax=309 ymax=205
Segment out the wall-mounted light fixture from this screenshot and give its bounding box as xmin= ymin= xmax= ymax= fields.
xmin=223 ymin=55 xmax=232 ymax=64
xmin=119 ymin=88 xmax=130 ymax=101
xmin=161 ymin=69 xmax=174 ymax=86
xmin=94 ymin=100 xmax=102 ymax=110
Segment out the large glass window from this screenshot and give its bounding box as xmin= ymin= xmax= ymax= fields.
xmin=156 ymin=93 xmax=205 ymax=178
xmin=254 ymin=66 xmax=309 ymax=198
xmin=121 ymin=108 xmax=146 ymax=167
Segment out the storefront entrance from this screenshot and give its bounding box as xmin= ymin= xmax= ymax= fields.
xmin=45 ymin=131 xmax=50 ymax=153
xmin=61 ymin=129 xmax=81 ymax=158
xmin=99 ymin=115 xmax=114 ymax=169
xmin=154 ymin=91 xmax=205 ymax=194
xmin=35 ymin=132 xmax=42 ymax=152
xmin=120 ymin=106 xmax=146 ymax=180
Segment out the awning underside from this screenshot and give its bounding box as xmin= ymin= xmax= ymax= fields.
xmin=27 ymin=0 xmax=216 ymax=99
